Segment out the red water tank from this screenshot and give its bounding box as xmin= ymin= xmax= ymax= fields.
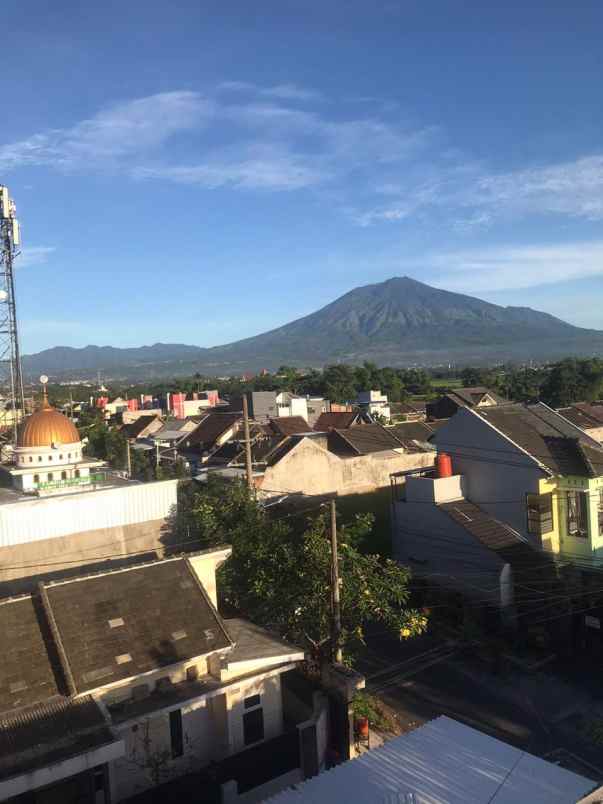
xmin=437 ymin=452 xmax=453 ymax=478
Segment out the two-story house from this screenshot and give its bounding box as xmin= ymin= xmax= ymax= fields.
xmin=0 ymin=548 xmax=327 ymax=804
xmin=433 ymin=402 xmax=603 ymax=559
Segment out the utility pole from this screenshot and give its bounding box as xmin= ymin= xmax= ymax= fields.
xmin=155 ymin=441 xmax=160 ymax=468
xmin=126 ymin=438 xmax=132 ymax=477
xmin=330 ymin=497 xmax=342 ymax=664
xmin=242 ymin=393 xmax=253 ymax=490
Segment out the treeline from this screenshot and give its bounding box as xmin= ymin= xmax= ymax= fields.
xmin=44 ymin=357 xmax=603 ymax=411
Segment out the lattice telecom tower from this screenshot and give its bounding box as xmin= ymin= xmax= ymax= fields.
xmin=0 ymin=185 xmax=25 ymax=443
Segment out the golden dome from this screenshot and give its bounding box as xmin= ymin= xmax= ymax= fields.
xmin=17 ymin=399 xmax=80 ymax=448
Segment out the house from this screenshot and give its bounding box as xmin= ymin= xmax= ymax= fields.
xmin=305 ymin=398 xmax=330 ymax=428
xmin=266 ymin=417 xmax=314 ymax=438
xmin=151 ymin=417 xmax=203 ymax=448
xmin=388 ymin=421 xmax=435 ymax=449
xmin=121 ymin=414 xmax=163 ymax=441
xmin=0 ymin=549 xmax=328 ymax=804
xmin=267 ymin=715 xmax=597 ymax=804
xmin=558 ymin=402 xmax=603 ymax=443
xmin=356 ymin=390 xmax=390 ymax=422
xmin=389 ymin=401 xmax=426 ymax=422
xmin=178 ymin=413 xmax=243 ymax=462
xmin=313 ymin=411 xmax=368 ymax=432
xmin=391 ymin=462 xmax=562 ymax=626
xmin=426 ymin=386 xmax=505 ymax=421
xmin=258 ymin=427 xmax=434 ymax=498
xmin=433 ymin=402 xmax=603 ymax=559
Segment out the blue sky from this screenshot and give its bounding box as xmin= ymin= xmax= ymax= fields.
xmin=3 ymin=0 xmax=603 ymax=353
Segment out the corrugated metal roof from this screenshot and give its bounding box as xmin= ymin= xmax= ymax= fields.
xmin=267 ymin=716 xmax=596 ymax=804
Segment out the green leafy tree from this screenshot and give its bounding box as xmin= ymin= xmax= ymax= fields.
xmin=173 ymin=479 xmax=426 ymax=662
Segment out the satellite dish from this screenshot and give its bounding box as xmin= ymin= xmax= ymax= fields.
xmin=39 ymin=374 xmax=49 ymax=385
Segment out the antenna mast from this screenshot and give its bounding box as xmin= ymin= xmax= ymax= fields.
xmin=0 ymin=185 xmax=25 ymax=444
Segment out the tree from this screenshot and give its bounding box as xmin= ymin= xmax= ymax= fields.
xmin=172 ymin=479 xmax=427 ymax=662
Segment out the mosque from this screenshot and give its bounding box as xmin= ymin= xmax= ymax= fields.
xmin=6 ymin=388 xmax=106 ymax=495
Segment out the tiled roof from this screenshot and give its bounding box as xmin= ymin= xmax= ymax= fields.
xmin=184 ymin=413 xmax=242 ymax=449
xmin=0 ymin=596 xmax=61 ymax=716
xmin=267 ymin=417 xmax=312 ymax=437
xmin=449 ymin=386 xmax=505 ymax=407
xmin=122 ymin=414 xmax=160 ymax=439
xmin=439 ymin=500 xmax=558 ymax=583
xmin=331 ymin=423 xmax=404 ymax=455
xmin=313 ymin=412 xmax=360 ymax=431
xmin=574 ymin=402 xmax=603 ymax=424
xmin=0 ymin=696 xmax=113 ymax=780
xmin=389 ymin=421 xmax=435 ymax=447
xmin=45 ymin=558 xmax=232 ymax=694
xmin=474 ymin=403 xmax=603 ymax=477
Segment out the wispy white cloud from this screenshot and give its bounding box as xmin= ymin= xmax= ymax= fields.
xmin=421 ymin=241 xmax=603 ymax=292
xmin=218 ymin=81 xmax=323 ymax=102
xmin=0 ymin=92 xmax=212 ymax=171
xmin=357 ymin=154 xmax=603 ymax=228
xmin=16 ymin=246 xmax=56 ymax=267
xmin=133 ymin=145 xmax=328 ymax=190
xmin=0 ymin=85 xmax=431 ymax=192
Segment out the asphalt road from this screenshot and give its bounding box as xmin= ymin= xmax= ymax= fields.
xmin=357 ymin=630 xmax=603 ymax=780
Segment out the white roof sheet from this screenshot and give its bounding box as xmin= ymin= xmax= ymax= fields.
xmin=268 ymin=716 xmax=596 ymax=804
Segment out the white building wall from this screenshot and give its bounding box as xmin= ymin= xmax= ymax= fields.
xmin=0 ymin=479 xmax=178 ymax=548
xmin=261 ymin=439 xmax=434 ymax=498
xmin=108 ymin=673 xmax=285 ymax=802
xmin=434 ymin=408 xmax=544 ymax=541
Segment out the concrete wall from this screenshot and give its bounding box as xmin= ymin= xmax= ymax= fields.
xmin=0 ymin=479 xmax=178 ymax=547
xmin=393 ymin=499 xmax=507 ymax=607
xmin=0 ymin=517 xmax=171 ymax=595
xmin=434 ymin=408 xmax=544 ymax=542
xmin=261 ymin=438 xmax=434 ymax=498
xmin=0 ymin=480 xmax=179 ymax=594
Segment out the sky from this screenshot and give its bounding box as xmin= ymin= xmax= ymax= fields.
xmin=3 ymin=0 xmax=603 ymax=353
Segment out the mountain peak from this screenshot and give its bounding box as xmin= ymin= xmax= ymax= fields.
xmin=22 ymin=277 xmax=602 ymax=378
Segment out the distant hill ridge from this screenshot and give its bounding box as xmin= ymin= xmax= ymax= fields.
xmin=22 ymin=277 xmax=603 ymax=379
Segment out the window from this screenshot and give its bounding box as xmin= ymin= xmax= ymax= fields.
xmin=68 ymin=453 xmax=71 ymax=459
xmin=169 ymin=709 xmax=183 ymax=758
xmin=243 ymin=707 xmax=264 ymax=746
xmin=33 ymin=474 xmax=39 ymax=484
xmin=59 ymin=454 xmax=63 ymax=460
xmin=28 ymin=456 xmax=32 ymax=463
xmin=75 ymin=469 xmax=80 ymax=478
xmin=48 ymin=455 xmax=52 ymax=461
xmin=38 ymin=456 xmax=42 ymax=462
xmin=526 ymin=493 xmax=553 ymax=535
xmin=244 ymin=694 xmax=261 ymax=709
xmin=61 ymin=470 xmax=67 ymax=480
xmin=567 ymin=490 xmax=588 ymax=538
xmin=47 ymin=473 xmax=53 ymax=482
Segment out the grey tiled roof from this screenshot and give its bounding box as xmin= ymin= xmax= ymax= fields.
xmin=0 ymin=597 xmax=61 ymax=716
xmin=332 ymin=423 xmax=404 ymax=455
xmin=45 ymin=558 xmax=232 ymax=694
xmin=0 ymin=696 xmax=113 ymax=780
xmin=474 ymin=403 xmax=603 ymax=477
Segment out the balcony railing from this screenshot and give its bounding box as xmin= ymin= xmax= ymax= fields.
xmin=35 ymin=472 xmax=108 ymax=491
